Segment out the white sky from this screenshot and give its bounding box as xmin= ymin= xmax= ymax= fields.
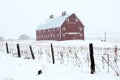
xmin=0 ymin=0 xmax=120 ymax=41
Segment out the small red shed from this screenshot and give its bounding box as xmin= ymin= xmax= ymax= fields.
xmin=36 ymin=12 xmax=85 ymax=41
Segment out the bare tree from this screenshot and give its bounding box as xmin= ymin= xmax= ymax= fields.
xmin=0 ymin=36 xmax=4 ymax=41
xmin=18 ymin=34 xmax=30 ymax=40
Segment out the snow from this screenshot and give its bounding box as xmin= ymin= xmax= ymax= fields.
xmin=0 ymin=40 xmax=120 ymax=80
xmin=65 ymin=32 xmax=81 ymax=35
xmin=37 ymin=14 xmax=72 ymax=30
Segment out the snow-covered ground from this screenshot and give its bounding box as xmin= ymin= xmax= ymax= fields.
xmin=0 ymin=40 xmax=120 ymax=80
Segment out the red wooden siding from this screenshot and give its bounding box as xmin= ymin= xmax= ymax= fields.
xmin=36 ymin=28 xmax=61 ymax=40
xmin=36 ymin=13 xmax=84 ymax=41
xmin=60 ymin=14 xmax=84 ymax=40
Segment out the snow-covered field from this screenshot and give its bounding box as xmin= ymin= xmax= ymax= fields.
xmin=0 ymin=40 xmax=120 ymax=80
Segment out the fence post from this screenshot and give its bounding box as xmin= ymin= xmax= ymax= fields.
xmin=29 ymin=45 xmax=35 ymax=59
xmin=50 ymin=43 xmax=55 ymax=64
xmin=114 ymin=46 xmax=118 ymax=62
xmin=89 ymin=43 xmax=95 ymax=74
xmin=6 ymin=42 xmax=9 ymax=54
xmin=107 ymin=54 xmax=109 ymax=73
xmin=17 ymin=44 xmax=21 ymax=58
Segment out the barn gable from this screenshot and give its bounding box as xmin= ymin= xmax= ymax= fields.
xmin=37 ymin=14 xmax=72 ymax=30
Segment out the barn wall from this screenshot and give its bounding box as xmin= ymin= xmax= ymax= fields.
xmin=60 ymin=14 xmax=84 ymax=40
xmin=36 ymin=28 xmax=60 ymax=40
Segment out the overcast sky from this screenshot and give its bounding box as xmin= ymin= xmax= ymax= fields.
xmin=0 ymin=0 xmax=120 ymax=41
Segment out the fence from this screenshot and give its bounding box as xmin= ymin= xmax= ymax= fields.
xmin=0 ymin=40 xmax=120 ymax=75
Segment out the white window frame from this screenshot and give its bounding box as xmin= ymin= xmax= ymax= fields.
xmin=62 ymin=33 xmax=66 ymax=37
xmin=79 ymin=27 xmax=82 ymax=31
xmin=62 ymin=27 xmax=66 ymax=31
xmin=67 ymin=18 xmax=77 ymax=24
xmin=80 ymin=33 xmax=83 ymax=37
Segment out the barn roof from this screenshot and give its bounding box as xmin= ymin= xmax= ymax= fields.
xmin=37 ymin=14 xmax=72 ymax=30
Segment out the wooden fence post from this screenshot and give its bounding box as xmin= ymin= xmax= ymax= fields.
xmin=29 ymin=45 xmax=35 ymax=59
xmin=89 ymin=43 xmax=95 ymax=74
xmin=114 ymin=46 xmax=118 ymax=62
xmin=17 ymin=44 xmax=21 ymax=58
xmin=6 ymin=42 xmax=9 ymax=54
xmin=50 ymin=43 xmax=55 ymax=64
xmin=107 ymin=54 xmax=109 ymax=73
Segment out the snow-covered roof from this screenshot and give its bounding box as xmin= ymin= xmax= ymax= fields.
xmin=37 ymin=14 xmax=72 ymax=30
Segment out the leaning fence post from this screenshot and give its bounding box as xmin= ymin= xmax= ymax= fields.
xmin=50 ymin=43 xmax=55 ymax=64
xmin=107 ymin=54 xmax=109 ymax=73
xmin=89 ymin=43 xmax=95 ymax=74
xmin=6 ymin=42 xmax=9 ymax=54
xmin=17 ymin=44 xmax=21 ymax=58
xmin=29 ymin=45 xmax=35 ymax=59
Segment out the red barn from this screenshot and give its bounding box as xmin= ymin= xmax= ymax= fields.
xmin=36 ymin=12 xmax=85 ymax=41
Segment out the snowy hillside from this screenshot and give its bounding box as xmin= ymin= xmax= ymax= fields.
xmin=0 ymin=40 xmax=120 ymax=80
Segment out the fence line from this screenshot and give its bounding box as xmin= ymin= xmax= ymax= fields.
xmin=0 ymin=41 xmax=120 ymax=75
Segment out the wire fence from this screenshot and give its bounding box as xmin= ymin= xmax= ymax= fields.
xmin=0 ymin=41 xmax=120 ymax=75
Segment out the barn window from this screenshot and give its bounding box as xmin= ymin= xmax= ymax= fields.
xmin=62 ymin=33 xmax=66 ymax=37
xmin=43 ymin=30 xmax=45 ymax=33
xmin=51 ymin=33 xmax=52 ymax=38
xmin=67 ymin=17 xmax=76 ymax=24
xmin=75 ymin=18 xmax=79 ymax=22
xmin=48 ymin=29 xmax=50 ymax=32
xmin=62 ymin=27 xmax=66 ymax=31
xmin=40 ymin=36 xmax=41 ymax=39
xmin=57 ymin=34 xmax=59 ymax=37
xmin=48 ymin=35 xmax=50 ymax=38
xmin=53 ymin=34 xmax=55 ymax=37
xmin=45 ymin=35 xmax=47 ymax=38
xmin=53 ymin=28 xmax=55 ymax=31
xmin=57 ymin=28 xmax=59 ymax=31
xmin=79 ymin=27 xmax=82 ymax=31
xmin=80 ymin=33 xmax=83 ymax=37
